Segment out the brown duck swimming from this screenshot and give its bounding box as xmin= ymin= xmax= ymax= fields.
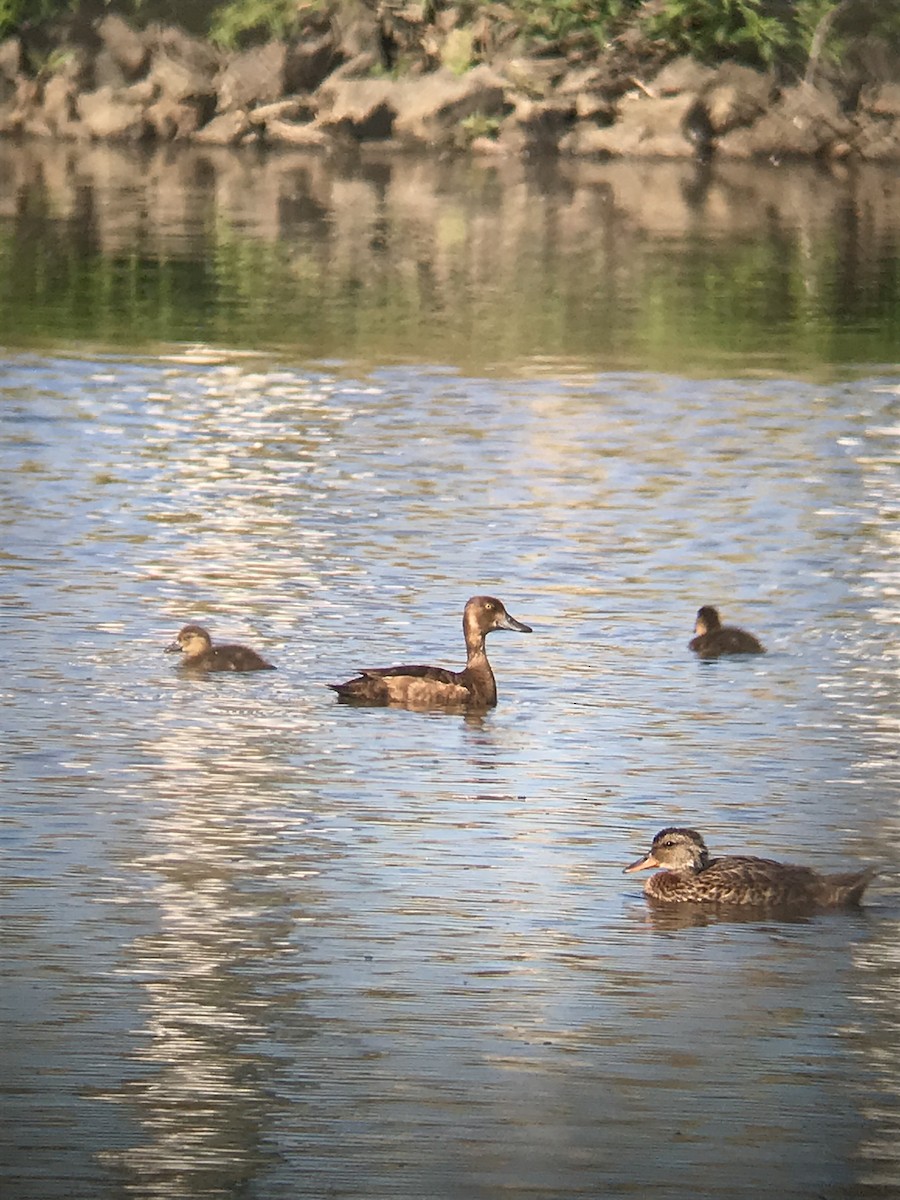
xmin=689 ymin=605 xmax=765 ymax=658
xmin=166 ymin=624 xmax=276 ymax=672
xmin=330 ymin=595 xmax=532 ymax=709
xmin=624 ymin=827 xmax=875 ymax=908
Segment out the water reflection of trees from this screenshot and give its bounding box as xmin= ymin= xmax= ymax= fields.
xmin=0 ymin=138 xmax=897 ymax=367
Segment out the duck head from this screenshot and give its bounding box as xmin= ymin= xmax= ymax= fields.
xmin=624 ymin=827 xmax=711 ymax=876
xmin=166 ymin=624 xmax=213 ymax=657
xmin=464 ymin=595 xmax=532 ymax=640
xmin=694 ymin=606 xmax=722 ymax=636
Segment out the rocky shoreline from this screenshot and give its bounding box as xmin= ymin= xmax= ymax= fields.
xmin=1 ymin=7 xmax=899 ymax=161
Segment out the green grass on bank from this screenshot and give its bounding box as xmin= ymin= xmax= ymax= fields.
xmin=1 ymin=1 xmax=898 ymax=76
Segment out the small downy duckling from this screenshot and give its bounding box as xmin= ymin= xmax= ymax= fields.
xmin=624 ymin=827 xmax=875 ymax=908
xmin=689 ymin=605 xmax=765 ymax=658
xmin=166 ymin=624 xmax=276 ymax=672
xmin=330 ymin=594 xmax=532 ymax=709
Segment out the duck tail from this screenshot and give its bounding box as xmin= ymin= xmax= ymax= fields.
xmin=826 ymin=866 xmax=877 ymax=906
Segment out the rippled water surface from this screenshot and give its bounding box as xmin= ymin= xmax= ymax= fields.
xmin=2 ymin=145 xmax=900 ymax=1200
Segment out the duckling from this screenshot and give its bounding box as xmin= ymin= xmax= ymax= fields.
xmin=624 ymin=827 xmax=875 ymax=908
xmin=330 ymin=595 xmax=532 ymax=709
xmin=689 ymin=605 xmax=765 ymax=658
xmin=166 ymin=624 xmax=276 ymax=672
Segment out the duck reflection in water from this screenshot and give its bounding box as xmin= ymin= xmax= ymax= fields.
xmin=166 ymin=624 xmax=276 ymax=672
xmin=624 ymin=827 xmax=875 ymax=911
xmin=689 ymin=605 xmax=765 ymax=658
xmin=330 ymin=595 xmax=532 ymax=710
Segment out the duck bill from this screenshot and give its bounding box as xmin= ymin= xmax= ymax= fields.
xmin=165 ymin=641 xmax=183 ymax=654
xmin=500 ymin=613 xmax=532 ymax=634
xmin=623 ymin=852 xmax=659 ymax=874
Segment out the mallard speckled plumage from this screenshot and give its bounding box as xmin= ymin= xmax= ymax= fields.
xmin=688 ymin=605 xmax=765 ymax=658
xmin=330 ymin=595 xmax=532 ymax=709
xmin=166 ymin=624 xmax=276 ymax=672
xmin=624 ymin=827 xmax=875 ymax=908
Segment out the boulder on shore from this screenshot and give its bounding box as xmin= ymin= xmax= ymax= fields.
xmin=0 ymin=11 xmax=895 ymax=161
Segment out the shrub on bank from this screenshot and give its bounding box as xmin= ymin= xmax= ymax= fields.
xmin=3 ymin=1 xmax=900 ymax=74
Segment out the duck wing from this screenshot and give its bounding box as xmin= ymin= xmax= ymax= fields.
xmin=692 ymin=628 xmax=764 ymax=657
xmin=329 ymin=663 xmax=467 ymax=705
xmin=357 ymin=664 xmax=461 ymax=684
xmin=646 ymin=857 xmax=778 ymax=903
xmin=686 ymin=856 xmax=823 ymax=906
xmin=210 ymin=644 xmax=276 ymax=671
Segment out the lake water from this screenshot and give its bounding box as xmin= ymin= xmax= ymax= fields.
xmin=1 ymin=140 xmax=899 ymax=1200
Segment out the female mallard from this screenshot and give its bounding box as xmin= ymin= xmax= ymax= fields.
xmin=624 ymin=827 xmax=875 ymax=908
xmin=689 ymin=605 xmax=765 ymax=658
xmin=330 ymin=595 xmax=532 ymax=709
xmin=166 ymin=624 xmax=276 ymax=672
